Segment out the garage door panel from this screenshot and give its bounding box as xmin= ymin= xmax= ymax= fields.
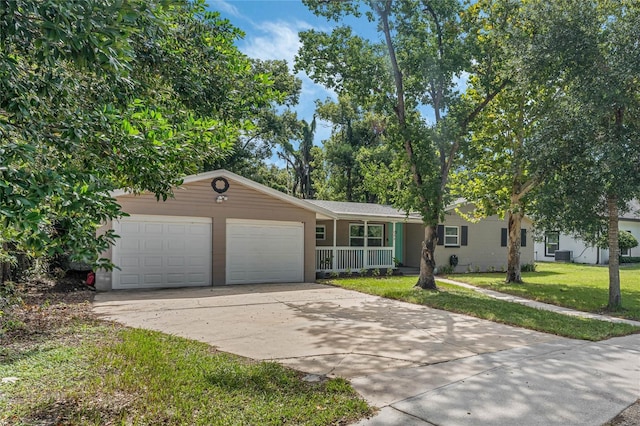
xmin=226 ymin=219 xmax=304 ymax=285
xmin=166 ymin=257 xmax=185 ymax=267
xmin=144 ymin=257 xmax=163 ymax=267
xmin=144 ymin=223 xmax=163 ymax=233
xmin=113 ymin=216 xmax=211 ymax=289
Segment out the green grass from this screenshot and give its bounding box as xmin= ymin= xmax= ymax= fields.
xmin=1 ymin=324 xmax=372 ymax=425
xmin=323 ymin=276 xmax=640 ymax=341
xmin=448 ymin=263 xmax=640 ymax=321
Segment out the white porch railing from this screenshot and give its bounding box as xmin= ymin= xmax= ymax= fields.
xmin=316 ymin=247 xmax=394 ymax=272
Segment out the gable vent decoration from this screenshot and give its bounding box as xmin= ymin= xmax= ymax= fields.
xmin=211 ymin=177 xmax=229 ymax=203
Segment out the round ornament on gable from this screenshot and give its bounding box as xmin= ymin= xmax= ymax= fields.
xmin=211 ymin=177 xmax=230 ymax=194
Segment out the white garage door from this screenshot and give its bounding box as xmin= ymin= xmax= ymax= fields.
xmin=112 ymin=215 xmax=211 ymax=289
xmin=226 ymin=219 xmax=304 ymax=285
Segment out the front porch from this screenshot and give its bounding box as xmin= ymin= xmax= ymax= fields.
xmin=314 ymin=219 xmax=402 ymax=272
xmin=315 ymin=246 xmax=395 ymax=272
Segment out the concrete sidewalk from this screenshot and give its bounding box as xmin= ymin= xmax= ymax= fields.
xmin=438 ymin=277 xmax=640 ymax=327
xmin=93 ymin=283 xmax=640 ymax=425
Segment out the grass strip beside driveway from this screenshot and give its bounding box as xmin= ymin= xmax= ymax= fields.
xmin=323 ymin=277 xmax=640 ymax=341
xmin=1 ymin=306 xmax=372 ymax=425
xmin=448 ymin=263 xmax=640 ymax=321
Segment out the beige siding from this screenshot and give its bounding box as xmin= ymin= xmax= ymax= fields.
xmin=316 ymin=220 xmax=335 ymax=247
xmin=404 ymin=224 xmax=424 ymax=268
xmin=403 ymin=207 xmax=535 ymax=272
xmin=101 ymin=177 xmax=316 ymax=289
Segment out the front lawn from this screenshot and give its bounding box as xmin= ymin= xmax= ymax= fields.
xmin=0 ymin=284 xmax=373 ymax=425
xmin=447 ymin=262 xmax=640 ymax=321
xmin=323 ymin=277 xmax=639 ymax=341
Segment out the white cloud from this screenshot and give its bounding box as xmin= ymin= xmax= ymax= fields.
xmin=241 ymin=19 xmax=336 ymax=126
xmin=210 ymin=0 xmax=242 ymax=18
xmin=240 ymin=20 xmax=311 ymax=67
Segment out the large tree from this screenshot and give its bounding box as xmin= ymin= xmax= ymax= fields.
xmin=297 ymin=0 xmax=509 ymax=288
xmin=526 ymin=0 xmax=640 ymax=309
xmin=0 ymin=0 xmax=285 ymax=282
xmin=314 ymin=96 xmax=388 ymax=202
xmin=278 ymin=116 xmax=317 ymax=198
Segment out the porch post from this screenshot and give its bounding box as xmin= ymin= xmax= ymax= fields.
xmin=391 ymin=222 xmax=397 ymax=269
xmin=332 ymin=219 xmax=337 ymax=271
xmin=363 ymin=220 xmax=368 ymax=269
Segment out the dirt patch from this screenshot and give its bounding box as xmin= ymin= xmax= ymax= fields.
xmin=1 ymin=274 xmax=98 ymax=351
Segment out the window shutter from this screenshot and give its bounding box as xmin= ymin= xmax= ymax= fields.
xmin=461 ymin=226 xmax=468 ymax=246
xmin=501 ymin=228 xmax=507 ymax=247
xmin=437 ymin=225 xmax=444 ymax=246
xmin=521 ymin=229 xmax=527 ymax=247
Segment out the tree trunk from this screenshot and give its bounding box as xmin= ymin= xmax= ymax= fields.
xmin=415 ymin=224 xmax=438 ymax=290
xmin=607 ymin=195 xmax=622 ymax=310
xmin=1 ymin=243 xmax=10 ymax=285
xmin=505 ymin=210 xmax=523 ymax=283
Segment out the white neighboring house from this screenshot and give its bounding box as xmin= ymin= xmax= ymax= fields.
xmin=534 ymin=200 xmax=640 ymax=264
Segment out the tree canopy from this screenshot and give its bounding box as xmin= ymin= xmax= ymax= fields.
xmin=297 ymin=0 xmax=510 ymax=288
xmin=0 ymin=0 xmax=287 ymax=279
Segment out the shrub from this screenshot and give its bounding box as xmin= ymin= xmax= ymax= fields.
xmin=521 ymin=263 xmax=537 ymax=272
xmin=620 ymin=256 xmax=640 ymax=264
xmin=437 ymin=265 xmax=454 ymax=275
xmin=598 ymin=230 xmax=639 ymax=251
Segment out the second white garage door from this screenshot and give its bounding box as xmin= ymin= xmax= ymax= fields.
xmin=226 ymin=219 xmax=304 ymax=285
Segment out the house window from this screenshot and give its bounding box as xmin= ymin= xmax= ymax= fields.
xmin=367 ymin=224 xmax=383 ymax=247
xmin=350 ymin=224 xmax=365 ymax=247
xmin=315 ymin=225 xmax=326 ymax=240
xmin=444 ymin=226 xmax=459 ymax=247
xmin=545 ymin=232 xmax=559 ymax=256
xmin=349 ymin=224 xmax=384 ymax=247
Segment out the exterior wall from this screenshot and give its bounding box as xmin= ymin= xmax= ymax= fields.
xmin=620 ymin=221 xmax=640 ymax=259
xmin=315 ymin=220 xmax=335 ymax=247
xmin=534 ymin=234 xmax=600 ymax=264
xmin=404 ymin=223 xmax=423 ymax=268
xmin=97 ymin=177 xmax=316 ymax=290
xmin=534 ymin=219 xmax=640 ymax=265
xmin=403 ymin=207 xmax=535 ymax=272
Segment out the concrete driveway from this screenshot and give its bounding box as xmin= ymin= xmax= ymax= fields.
xmin=93 ymin=283 xmax=640 ymax=425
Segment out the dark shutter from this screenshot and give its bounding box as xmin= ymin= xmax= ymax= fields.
xmin=461 ymin=226 xmax=468 ymax=246
xmin=437 ymin=225 xmax=444 ymax=246
xmin=521 ymin=229 xmax=527 ymax=247
xmin=501 ymin=228 xmax=507 ymax=247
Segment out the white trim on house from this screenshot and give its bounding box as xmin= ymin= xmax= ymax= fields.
xmin=444 ymin=226 xmax=459 ymax=247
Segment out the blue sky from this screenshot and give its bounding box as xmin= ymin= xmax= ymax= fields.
xmin=208 ymin=0 xmax=378 ymax=147
xmin=207 ymin=1 xmax=453 ymax=155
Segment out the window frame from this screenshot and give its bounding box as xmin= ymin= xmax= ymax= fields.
xmin=315 ymin=225 xmax=326 ymax=241
xmin=444 ymin=226 xmax=459 ymax=247
xmin=367 ymin=224 xmax=384 ymax=247
xmin=349 ymin=223 xmax=384 ymax=247
xmin=545 ymin=232 xmax=560 ymax=257
xmin=349 ymin=224 xmax=365 ymax=247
